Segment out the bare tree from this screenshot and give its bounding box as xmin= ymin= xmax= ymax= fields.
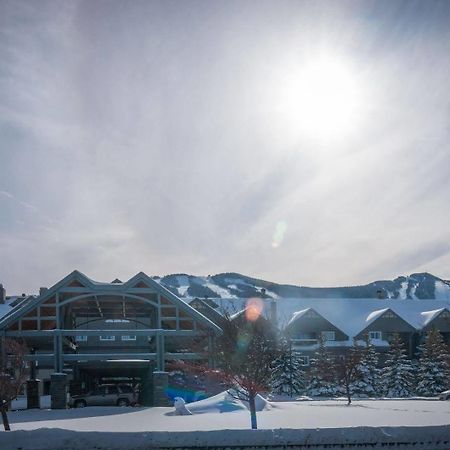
xmin=215 ymin=311 xmax=279 ymax=429
xmin=0 ymin=339 xmax=29 ymax=431
xmin=335 ymin=342 xmax=363 ymax=405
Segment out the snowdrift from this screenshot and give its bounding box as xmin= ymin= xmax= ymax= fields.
xmin=169 ymin=390 xmax=272 ymax=415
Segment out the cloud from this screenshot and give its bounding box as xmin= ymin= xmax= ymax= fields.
xmin=0 ymin=0 xmax=449 ymax=293
xmin=0 ymin=190 xmax=14 ymax=199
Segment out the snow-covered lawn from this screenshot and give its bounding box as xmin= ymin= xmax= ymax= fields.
xmin=1 ymin=394 xmax=449 ymax=449
xmin=4 ymin=397 xmax=450 ymax=432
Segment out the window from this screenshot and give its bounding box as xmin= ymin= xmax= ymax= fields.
xmin=100 ymin=335 xmax=115 ymax=341
xmin=321 ymin=331 xmax=335 ymax=341
xmin=383 ymin=311 xmax=396 ymax=319
xmin=92 ymin=386 xmax=107 ymax=396
xmin=118 ymin=384 xmax=133 ymax=393
xmin=295 ymin=332 xmax=316 ymax=340
xmin=297 ymin=355 xmax=310 ymax=366
xmin=75 ymin=335 xmax=88 ymax=342
xmin=121 ymin=335 xmax=136 ymax=341
xmin=107 ymin=386 xmax=118 ymax=394
xmin=369 ymin=331 xmax=382 ymax=340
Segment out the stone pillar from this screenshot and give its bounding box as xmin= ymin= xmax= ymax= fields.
xmin=152 ymin=371 xmax=169 ymax=406
xmin=27 ymin=379 xmax=40 ymax=409
xmin=50 ymin=373 xmax=67 ymax=409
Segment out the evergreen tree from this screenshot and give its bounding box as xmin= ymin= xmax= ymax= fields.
xmin=416 ymin=328 xmax=450 ymax=396
xmin=382 ymin=334 xmax=415 ymax=397
xmin=307 ymin=335 xmax=339 ymax=397
xmin=270 ymin=338 xmax=306 ymax=396
xmin=351 ymin=335 xmax=381 ymax=397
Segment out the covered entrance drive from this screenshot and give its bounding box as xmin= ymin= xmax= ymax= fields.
xmin=0 ymin=271 xmax=222 ymax=408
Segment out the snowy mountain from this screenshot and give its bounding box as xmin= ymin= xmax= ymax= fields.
xmin=154 ymin=272 xmax=450 ymax=300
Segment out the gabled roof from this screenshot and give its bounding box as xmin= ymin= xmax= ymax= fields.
xmin=287 ymin=308 xmax=312 ymax=326
xmin=0 ymin=270 xmax=222 ymax=334
xmin=215 ymin=297 xmax=450 ymax=337
xmin=0 ymin=270 xmax=91 ymax=328
xmin=419 ymin=308 xmax=450 ymax=328
xmin=286 ymin=307 xmax=348 ymax=338
xmin=365 ymin=308 xmax=390 ymax=326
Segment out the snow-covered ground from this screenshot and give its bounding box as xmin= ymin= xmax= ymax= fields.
xmin=1 ymin=397 xmax=449 ymax=449
xmin=3 ymin=398 xmax=449 ymax=432
xmin=11 ymin=395 xmax=51 ymax=410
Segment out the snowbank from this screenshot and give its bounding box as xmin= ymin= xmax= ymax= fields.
xmin=1 ymin=426 xmax=449 ymax=449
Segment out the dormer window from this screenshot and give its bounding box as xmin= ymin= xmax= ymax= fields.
xmin=369 ymin=331 xmax=382 ymax=340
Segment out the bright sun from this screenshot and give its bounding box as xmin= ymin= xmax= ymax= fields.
xmin=279 ymin=57 xmax=362 ymax=141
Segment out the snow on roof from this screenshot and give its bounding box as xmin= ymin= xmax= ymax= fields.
xmin=0 ymin=303 xmax=12 ymax=320
xmin=287 ymin=308 xmax=313 ymax=326
xmin=218 ymin=297 xmax=450 ymax=337
xmin=365 ymin=308 xmax=390 ymax=326
xmin=419 ymin=308 xmax=448 ymax=327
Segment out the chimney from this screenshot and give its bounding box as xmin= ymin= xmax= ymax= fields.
xmin=376 ymin=289 xmax=385 ymax=299
xmin=260 ymin=288 xmax=266 ymax=298
xmin=39 ymin=287 xmax=48 ymax=297
xmin=0 ymin=284 xmax=5 ymax=304
xmin=270 ymin=300 xmax=277 ymax=325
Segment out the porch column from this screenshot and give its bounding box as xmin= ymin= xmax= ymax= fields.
xmin=27 ymin=349 xmax=40 ymax=409
xmin=50 ymin=373 xmax=67 ymax=409
xmin=156 ymin=331 xmax=165 ymax=371
xmin=53 ymin=333 xmax=63 ymax=373
xmin=152 ymin=371 xmax=169 ymax=406
xmin=26 ymin=379 xmax=40 ymax=409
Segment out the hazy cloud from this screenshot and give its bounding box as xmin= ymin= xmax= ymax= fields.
xmin=1 ymin=0 xmax=450 ymax=293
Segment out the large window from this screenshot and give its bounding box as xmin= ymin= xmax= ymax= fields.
xmin=321 ymin=331 xmax=335 ymax=341
xmin=100 ymin=335 xmax=115 ymax=341
xmin=121 ymin=335 xmax=136 ymax=341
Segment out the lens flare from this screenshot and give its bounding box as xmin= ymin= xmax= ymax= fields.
xmin=272 ymin=221 xmax=287 ymax=248
xmin=245 ymin=297 xmax=264 ymax=322
xmin=237 ymin=332 xmax=250 ymax=351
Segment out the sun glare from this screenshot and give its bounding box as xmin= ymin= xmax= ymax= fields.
xmin=279 ymin=57 xmax=362 ymax=141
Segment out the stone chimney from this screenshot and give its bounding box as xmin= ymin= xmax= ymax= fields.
xmin=0 ymin=284 xmax=5 ymax=304
xmin=39 ymin=287 xmax=48 ymax=297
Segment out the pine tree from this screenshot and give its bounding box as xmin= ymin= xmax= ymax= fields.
xmin=416 ymin=328 xmax=450 ymax=396
xmin=270 ymin=338 xmax=306 ymax=396
xmin=307 ymin=335 xmax=338 ymax=397
xmin=351 ymin=336 xmax=381 ymax=397
xmin=382 ymin=333 xmax=415 ymax=397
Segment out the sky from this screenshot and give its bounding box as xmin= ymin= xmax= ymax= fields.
xmin=1 ymin=0 xmax=450 ymax=294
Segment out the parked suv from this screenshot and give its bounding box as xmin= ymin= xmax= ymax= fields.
xmin=69 ymin=384 xmax=136 ymax=408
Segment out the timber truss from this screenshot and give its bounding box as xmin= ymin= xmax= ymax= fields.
xmin=0 ymin=271 xmax=222 ymax=372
